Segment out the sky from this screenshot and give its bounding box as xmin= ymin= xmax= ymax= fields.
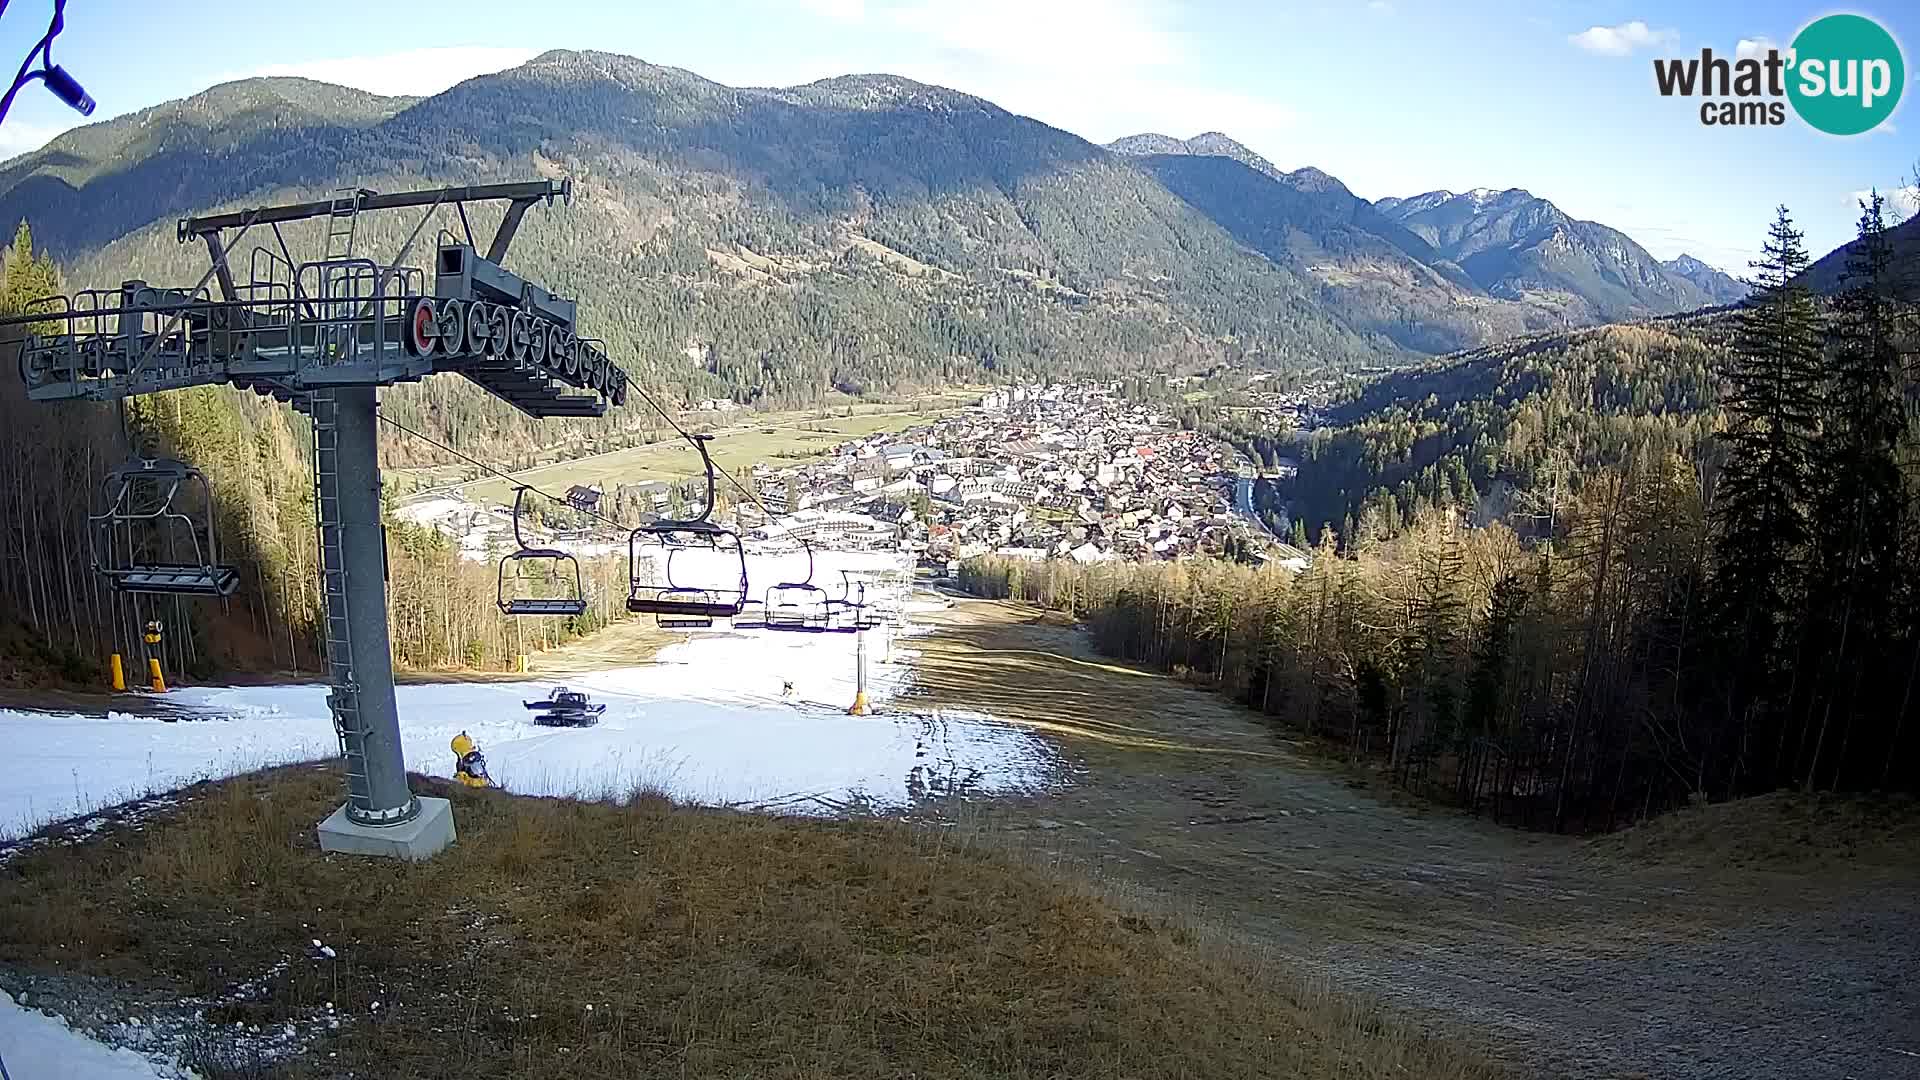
xmin=0 ymin=0 xmax=1914 ymax=272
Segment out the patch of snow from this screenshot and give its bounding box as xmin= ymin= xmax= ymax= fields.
xmin=0 ymin=991 xmax=179 ymax=1079
xmin=0 ymin=558 xmax=1058 ymax=838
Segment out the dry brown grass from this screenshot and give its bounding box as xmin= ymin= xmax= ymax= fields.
xmin=0 ymin=767 xmax=1504 ymax=1080
xmin=1580 ymin=790 xmax=1920 ymax=874
xmin=907 ymin=600 xmax=1296 ymax=760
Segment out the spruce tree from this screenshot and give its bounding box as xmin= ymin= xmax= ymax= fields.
xmin=1801 ymin=193 xmax=1904 ymax=790
xmin=1710 ymin=206 xmax=1823 ymax=789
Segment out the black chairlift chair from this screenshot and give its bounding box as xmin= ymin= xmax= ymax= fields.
xmin=89 ymin=458 xmax=241 ymax=597
xmin=626 ymin=434 xmax=748 ymax=629
xmin=762 ymin=539 xmax=833 ymax=632
xmin=646 ymin=547 xmax=743 ymax=630
xmin=497 ymin=487 xmax=589 ymax=617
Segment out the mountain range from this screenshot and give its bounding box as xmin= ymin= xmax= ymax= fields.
xmin=0 ymin=51 xmax=1749 ymax=412
xmin=1107 ymin=132 xmax=1746 ymax=351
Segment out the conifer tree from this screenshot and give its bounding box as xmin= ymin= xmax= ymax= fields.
xmin=1709 ymin=206 xmax=1823 ymax=787
xmin=1801 ymin=193 xmax=1904 ymax=790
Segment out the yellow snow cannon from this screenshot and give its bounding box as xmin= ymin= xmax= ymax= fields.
xmin=452 ymin=731 xmax=492 ymax=788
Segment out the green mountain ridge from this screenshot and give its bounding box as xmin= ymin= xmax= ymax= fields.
xmin=1106 ymin=132 xmax=1747 ymax=352
xmin=2 ymin=49 xmax=1385 ymax=426
xmin=6 ymin=57 xmax=1756 ymax=387
xmin=1268 ymin=314 xmax=1733 ymax=542
xmin=1802 ymin=211 xmax=1920 ymax=295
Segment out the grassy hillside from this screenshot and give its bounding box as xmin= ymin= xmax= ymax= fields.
xmin=0 ymin=767 xmax=1502 ymax=1079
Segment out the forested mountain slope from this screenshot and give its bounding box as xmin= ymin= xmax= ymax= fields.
xmin=1 ymin=51 xmax=1378 ymax=429
xmin=1803 ymin=211 xmax=1920 ymax=294
xmin=1374 ymin=188 xmax=1748 ymax=314
xmin=2 ymin=56 xmax=1756 ymax=451
xmin=1109 ymin=132 xmax=1745 ymax=351
xmin=1261 ymin=315 xmax=1733 ymax=542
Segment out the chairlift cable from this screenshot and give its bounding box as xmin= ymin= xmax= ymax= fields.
xmin=620 ymin=380 xmax=782 ymax=524
xmin=374 ymin=413 xmax=635 ymax=540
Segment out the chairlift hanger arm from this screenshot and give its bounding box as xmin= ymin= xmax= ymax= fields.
xmin=511 ymin=485 xmax=535 ymax=550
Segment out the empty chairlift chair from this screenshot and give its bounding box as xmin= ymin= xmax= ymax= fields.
xmin=496 ymin=486 xmax=589 ymax=617
xmin=824 ymin=572 xmax=883 ymax=632
xmin=89 ymin=458 xmax=241 ymax=597
xmin=626 ymin=434 xmax=748 ymax=629
xmin=762 ymin=540 xmax=833 ymax=632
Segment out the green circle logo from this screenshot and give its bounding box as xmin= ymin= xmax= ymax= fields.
xmin=1787 ymin=14 xmax=1904 ymax=135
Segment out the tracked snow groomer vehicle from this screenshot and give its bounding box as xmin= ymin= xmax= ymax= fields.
xmin=523 ymin=685 xmax=606 ymax=727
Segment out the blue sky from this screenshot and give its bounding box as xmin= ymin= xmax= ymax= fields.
xmin=1 ymin=0 xmax=1913 ymax=272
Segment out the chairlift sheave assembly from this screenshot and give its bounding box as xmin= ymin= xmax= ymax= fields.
xmin=496 ymin=486 xmax=589 ymax=617
xmin=626 ymin=433 xmax=748 ymax=628
xmin=89 ymin=457 xmax=241 ymax=597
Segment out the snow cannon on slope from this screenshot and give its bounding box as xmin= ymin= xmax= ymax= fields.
xmin=452 ymin=732 xmax=492 ymax=788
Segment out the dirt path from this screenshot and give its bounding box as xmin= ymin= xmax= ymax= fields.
xmin=902 ymin=600 xmax=1920 ymax=1080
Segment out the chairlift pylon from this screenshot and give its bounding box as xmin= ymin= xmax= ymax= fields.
xmin=89 ymin=457 xmax=240 ymax=597
xmin=497 ymin=486 xmax=588 ymax=617
xmin=626 ymin=433 xmax=748 ymax=628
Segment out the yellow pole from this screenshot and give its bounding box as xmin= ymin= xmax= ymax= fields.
xmin=147 ymin=657 xmax=167 ymax=693
xmin=518 ymin=653 xmax=529 ymax=673
xmin=109 ymin=654 xmax=125 ymax=691
xmin=847 ymin=630 xmax=870 ymax=715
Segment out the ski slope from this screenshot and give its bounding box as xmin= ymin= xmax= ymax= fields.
xmin=0 ymin=585 xmax=1058 ymax=839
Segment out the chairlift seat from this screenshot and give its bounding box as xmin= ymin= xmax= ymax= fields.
xmin=626 ymin=434 xmax=748 ymax=625
xmin=766 ymin=606 xmax=829 ymax=631
xmin=90 ymin=458 xmax=239 ymax=600
xmin=824 ymin=599 xmax=881 ymax=633
xmin=629 ymin=588 xmax=740 ymax=621
xmin=107 ymin=564 xmax=241 ymax=597
xmin=764 ymin=579 xmax=831 ymax=632
xmin=502 ymin=597 xmax=588 ymax=617
xmin=496 ymin=492 xmax=591 ymax=617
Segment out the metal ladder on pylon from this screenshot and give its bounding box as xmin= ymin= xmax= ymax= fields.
xmin=325 ymin=186 xmax=363 ymax=262
xmin=310 ymin=389 xmax=373 ymax=813
xmin=320 ymin=188 xmax=367 ymax=363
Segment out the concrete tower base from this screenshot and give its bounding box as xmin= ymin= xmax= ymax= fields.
xmin=316 ymin=797 xmax=456 ymax=861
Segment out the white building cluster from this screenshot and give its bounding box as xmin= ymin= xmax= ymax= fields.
xmin=748 ymin=383 xmax=1284 ymax=567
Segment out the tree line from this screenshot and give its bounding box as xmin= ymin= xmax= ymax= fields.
xmin=964 ymin=198 xmax=1920 ymax=827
